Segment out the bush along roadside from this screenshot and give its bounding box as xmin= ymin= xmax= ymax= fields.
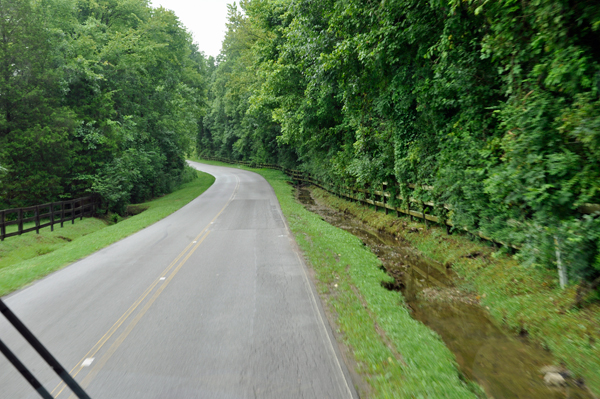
xmin=0 ymin=171 xmax=215 ymax=297
xmin=309 ymin=185 xmax=600 ymax=397
xmin=191 ymin=158 xmax=484 ymax=398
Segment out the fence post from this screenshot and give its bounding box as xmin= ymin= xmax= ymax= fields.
xmin=373 ymin=189 xmax=377 ymax=212
xmin=555 ymin=235 xmax=568 ymax=289
xmin=50 ymin=204 xmax=54 ymax=232
xmin=61 ymin=202 xmax=65 ymax=228
xmin=0 ymin=211 xmax=4 ymax=241
xmin=35 ymin=205 xmax=40 ymax=234
xmin=18 ymin=209 xmax=23 ymax=236
xmin=71 ymin=201 xmax=75 ymax=225
xmin=80 ymin=199 xmax=84 ymax=221
xmin=383 ymin=183 xmax=388 ymax=215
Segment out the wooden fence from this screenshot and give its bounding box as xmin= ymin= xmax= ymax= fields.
xmin=202 ymin=156 xmax=600 ymax=249
xmin=0 ymin=196 xmax=100 ymax=241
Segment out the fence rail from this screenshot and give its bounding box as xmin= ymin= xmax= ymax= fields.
xmin=0 ymin=196 xmax=100 ymax=241
xmin=203 ymin=156 xmax=600 ymax=250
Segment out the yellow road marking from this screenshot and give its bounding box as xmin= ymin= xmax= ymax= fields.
xmin=51 ymin=237 xmax=201 ymax=397
xmin=53 ymin=173 xmax=240 ymax=397
xmin=67 ymin=231 xmax=211 ymax=398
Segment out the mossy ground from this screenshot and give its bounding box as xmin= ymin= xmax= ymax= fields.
xmin=0 ymin=171 xmax=215 ymax=296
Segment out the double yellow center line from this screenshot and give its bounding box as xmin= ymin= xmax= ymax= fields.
xmin=52 ymin=174 xmax=240 ymax=398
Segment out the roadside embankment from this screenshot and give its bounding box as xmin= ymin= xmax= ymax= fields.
xmin=0 ymin=171 xmax=214 ymax=296
xmin=310 ymin=185 xmax=600 ymax=398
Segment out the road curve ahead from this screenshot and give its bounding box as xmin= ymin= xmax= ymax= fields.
xmin=0 ymin=161 xmax=357 ymax=399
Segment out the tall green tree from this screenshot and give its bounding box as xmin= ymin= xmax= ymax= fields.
xmin=0 ymin=0 xmax=209 ymax=213
xmin=0 ymin=0 xmax=77 ymax=206
xmin=201 ymin=0 xmax=600 ymax=283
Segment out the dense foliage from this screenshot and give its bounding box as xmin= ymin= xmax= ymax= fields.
xmin=199 ymin=0 xmax=600 ymax=284
xmin=0 ymin=0 xmax=207 ymax=213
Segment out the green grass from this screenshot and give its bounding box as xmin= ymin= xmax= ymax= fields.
xmin=309 ymin=186 xmax=600 ymax=397
xmin=0 ymin=171 xmax=215 ymax=296
xmin=0 ymin=218 xmax=108 ymax=272
xmin=191 ymin=158 xmax=483 ymax=398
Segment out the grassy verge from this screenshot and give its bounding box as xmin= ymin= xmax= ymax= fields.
xmin=0 ymin=171 xmax=215 ymax=296
xmin=309 ymin=186 xmax=600 ymax=397
xmin=191 ymin=158 xmax=483 ymax=398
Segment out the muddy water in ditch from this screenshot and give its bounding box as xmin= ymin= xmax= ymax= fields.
xmin=297 ymin=187 xmax=592 ymax=399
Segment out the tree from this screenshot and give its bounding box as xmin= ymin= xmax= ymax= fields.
xmin=200 ymin=0 xmax=600 ymax=283
xmin=0 ymin=0 xmax=209 ymax=211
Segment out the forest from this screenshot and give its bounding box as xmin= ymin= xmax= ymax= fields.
xmin=199 ymin=0 xmax=600 ymax=284
xmin=2 ymin=0 xmax=599 ymax=284
xmin=0 ymin=0 xmax=207 ymax=214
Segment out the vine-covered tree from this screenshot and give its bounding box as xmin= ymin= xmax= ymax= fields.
xmin=200 ymin=0 xmax=600 ymax=283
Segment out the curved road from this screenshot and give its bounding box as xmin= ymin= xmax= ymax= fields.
xmin=0 ymin=162 xmax=357 ymax=399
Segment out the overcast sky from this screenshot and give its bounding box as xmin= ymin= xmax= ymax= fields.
xmin=150 ymin=0 xmax=231 ymax=58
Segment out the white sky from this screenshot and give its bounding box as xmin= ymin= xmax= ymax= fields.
xmin=150 ymin=0 xmax=232 ymax=58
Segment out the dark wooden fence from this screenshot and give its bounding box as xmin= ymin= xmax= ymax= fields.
xmin=0 ymin=196 xmax=100 ymax=241
xmin=202 ymin=156 xmax=600 ymax=249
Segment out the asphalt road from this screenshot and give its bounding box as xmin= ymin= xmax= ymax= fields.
xmin=0 ymin=161 xmax=357 ymax=399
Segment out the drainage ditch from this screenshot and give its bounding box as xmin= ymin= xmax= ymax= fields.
xmin=297 ymin=186 xmax=592 ymax=399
